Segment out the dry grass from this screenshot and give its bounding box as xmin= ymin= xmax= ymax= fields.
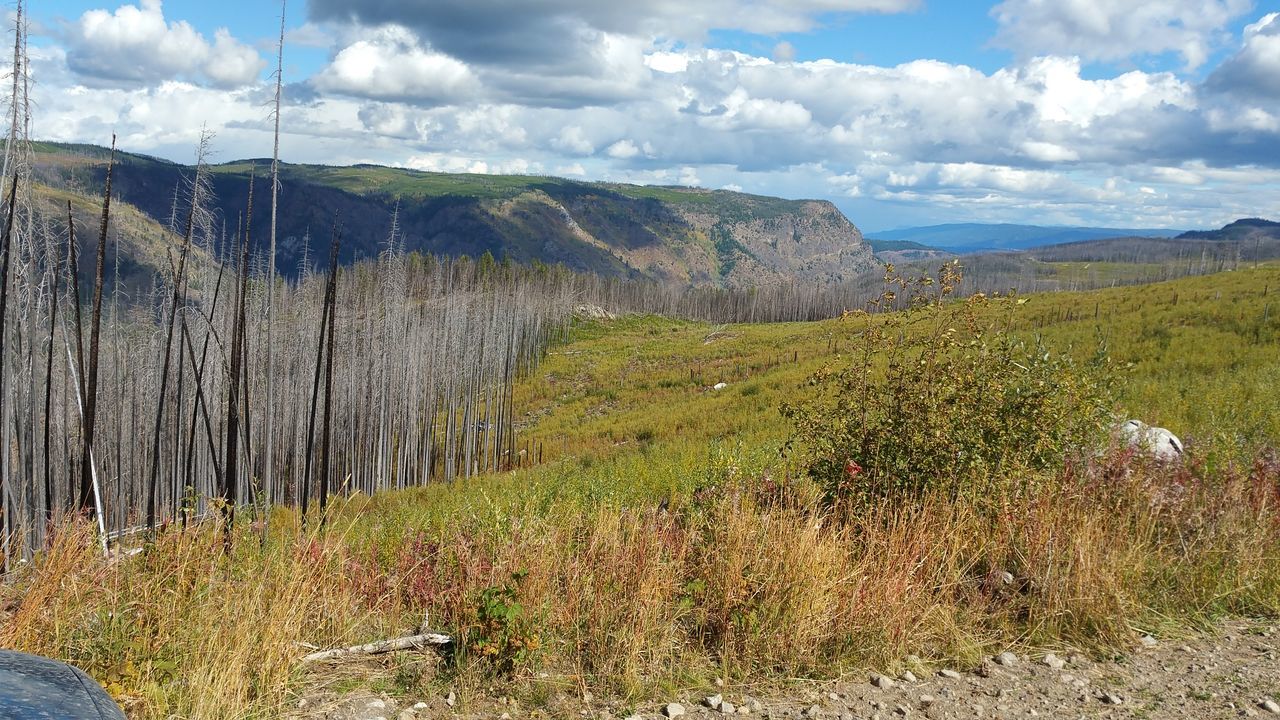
xmin=3 ymin=448 xmax=1278 ymax=718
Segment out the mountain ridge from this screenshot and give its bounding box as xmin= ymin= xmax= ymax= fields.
xmin=868 ymin=222 xmax=1182 ymax=253
xmin=32 ymin=142 xmax=876 ymax=288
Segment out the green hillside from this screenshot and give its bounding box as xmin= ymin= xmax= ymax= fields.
xmin=32 ymin=142 xmax=876 ymax=288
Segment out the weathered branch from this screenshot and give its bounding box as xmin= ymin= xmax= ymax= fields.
xmin=299 ymin=632 xmax=452 ymax=665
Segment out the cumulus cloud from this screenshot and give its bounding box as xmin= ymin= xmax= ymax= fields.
xmin=990 ymin=0 xmax=1252 ymax=69
xmin=552 ymin=126 xmax=596 ymax=155
xmin=313 ymin=25 xmax=478 ymax=104
xmin=1208 ymin=13 xmax=1280 ymax=97
xmin=606 ymin=139 xmax=641 ymax=159
xmin=64 ymin=0 xmax=264 ymax=87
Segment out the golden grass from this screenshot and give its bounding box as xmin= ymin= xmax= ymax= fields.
xmin=4 ymin=451 xmax=1278 ymax=719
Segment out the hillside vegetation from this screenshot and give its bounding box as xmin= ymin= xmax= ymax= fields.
xmin=32 ymin=142 xmax=876 ymax=288
xmin=3 ymin=263 xmax=1278 ymax=718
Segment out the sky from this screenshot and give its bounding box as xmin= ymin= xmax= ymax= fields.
xmin=18 ymin=0 xmax=1280 ymax=232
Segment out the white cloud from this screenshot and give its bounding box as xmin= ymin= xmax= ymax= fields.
xmin=606 ymin=139 xmax=641 ymax=159
xmin=645 ymin=51 xmax=690 ymax=74
xmin=936 ymin=163 xmax=1063 ymax=193
xmin=991 ymin=0 xmax=1252 ymax=69
xmin=314 ymin=26 xmax=478 ymax=104
xmin=64 ymin=0 xmax=264 ymax=87
xmin=1021 ymin=141 xmax=1080 ymax=162
xmin=552 ymin=126 xmax=596 ymax=155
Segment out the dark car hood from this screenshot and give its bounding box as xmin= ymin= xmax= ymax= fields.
xmin=0 ymin=649 xmax=125 ymax=719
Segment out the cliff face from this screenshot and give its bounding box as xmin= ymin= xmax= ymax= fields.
xmin=678 ymin=199 xmax=878 ymax=288
xmin=33 ymin=143 xmax=878 ymax=287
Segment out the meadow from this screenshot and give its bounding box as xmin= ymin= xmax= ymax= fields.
xmin=2 ymin=263 xmax=1278 ymax=718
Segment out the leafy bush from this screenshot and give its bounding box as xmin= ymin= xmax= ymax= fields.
xmin=467 ymin=570 xmax=540 ymax=675
xmin=782 ymin=261 xmax=1116 ymax=506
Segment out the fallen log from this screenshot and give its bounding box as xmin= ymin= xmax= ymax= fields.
xmin=300 ymin=632 xmax=452 ymax=664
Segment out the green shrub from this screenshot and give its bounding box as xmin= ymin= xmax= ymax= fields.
xmin=782 ymin=262 xmax=1116 ymax=506
xmin=467 ymin=570 xmax=539 ymax=675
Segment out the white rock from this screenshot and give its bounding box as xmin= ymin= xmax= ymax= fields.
xmin=703 ymin=695 xmax=723 ymax=708
xmin=445 ymin=691 xmax=456 ymax=708
xmin=1140 ymin=634 xmax=1158 ymax=648
xmin=412 ymin=703 xmax=429 ymax=711
xmin=1101 ymin=693 xmax=1123 ymax=706
xmin=367 ymin=700 xmax=387 ymax=710
xmin=663 ymin=703 xmax=687 ymax=718
xmin=1041 ymin=654 xmax=1066 ymax=669
xmin=920 ymin=695 xmax=936 ymax=707
xmin=994 ymin=652 xmax=1019 ymax=667
xmin=719 ymin=701 xmax=737 ymax=714
xmin=1115 ymin=419 xmax=1183 ymax=461
xmin=712 ymin=382 xmax=728 ymax=391
xmin=901 ymin=671 xmax=918 ymax=683
xmin=938 ymin=669 xmax=962 ymax=679
xmin=1262 ymin=699 xmax=1280 ymax=714
xmin=872 ymin=674 xmax=896 ymax=689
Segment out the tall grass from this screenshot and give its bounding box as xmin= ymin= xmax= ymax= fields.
xmin=2 ymin=445 xmax=1277 ymax=718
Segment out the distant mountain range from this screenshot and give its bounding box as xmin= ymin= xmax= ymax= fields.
xmin=32 ymin=142 xmax=875 ymax=289
xmin=867 ymin=223 xmax=1182 ymax=254
xmin=1176 ymin=217 xmax=1280 ymax=242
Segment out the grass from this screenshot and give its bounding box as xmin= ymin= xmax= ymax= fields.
xmin=2 ymin=264 xmax=1279 ymax=718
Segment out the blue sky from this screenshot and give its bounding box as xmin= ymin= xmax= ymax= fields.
xmin=20 ymin=0 xmax=1280 ymax=231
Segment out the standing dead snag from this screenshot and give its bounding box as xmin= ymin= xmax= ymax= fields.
xmin=319 ymin=226 xmax=339 ymax=523
xmin=0 ymin=177 xmax=17 ymax=557
xmin=265 ymin=0 xmax=286 ymax=514
xmin=302 ymin=221 xmax=340 ymax=523
xmin=223 ymin=175 xmax=254 ymax=543
xmin=80 ymin=135 xmax=115 ymax=517
xmin=42 ymin=209 xmax=65 ymax=522
xmin=147 ymin=134 xmax=209 ymax=532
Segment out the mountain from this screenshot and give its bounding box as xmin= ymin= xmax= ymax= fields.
xmin=868 ymin=223 xmax=1180 ymax=253
xmin=1177 ymin=217 xmax=1280 ymax=242
xmin=865 ymin=238 xmax=955 ymax=264
xmin=32 ymin=142 xmax=876 ymax=288
xmin=30 ymin=179 xmax=218 ymax=303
